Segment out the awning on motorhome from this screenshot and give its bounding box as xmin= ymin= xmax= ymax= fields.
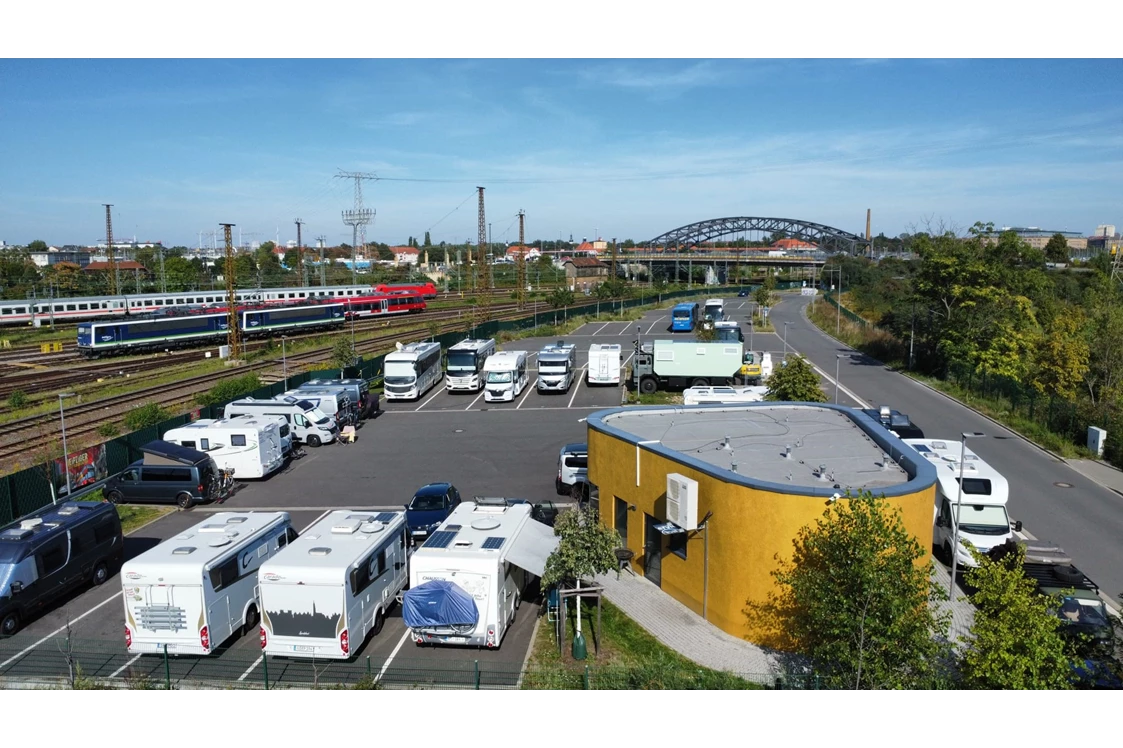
xmin=507 ymin=518 xmax=559 ymax=578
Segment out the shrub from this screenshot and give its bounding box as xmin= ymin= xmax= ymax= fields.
xmin=97 ymin=422 xmax=120 ymax=438
xmin=6 ymin=390 xmax=29 ymax=409
xmin=123 ymin=403 xmax=168 ymax=431
xmin=195 ymin=373 xmax=262 ymax=407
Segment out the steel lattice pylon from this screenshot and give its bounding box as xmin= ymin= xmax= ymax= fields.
xmin=220 ymin=223 xmax=241 ymax=360
xmin=644 ymin=216 xmax=866 ymax=255
xmin=473 ymin=187 xmax=490 ymax=329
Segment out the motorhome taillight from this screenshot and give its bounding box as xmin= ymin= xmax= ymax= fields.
xmin=340 ymin=629 xmax=349 ymax=655
xmin=198 ymin=485 xmax=204 ymax=492
xmin=259 ymin=626 xmax=267 ymax=649
xmin=486 ymin=627 xmax=496 ymax=648
xmin=125 ymin=626 xmax=132 ymax=649
xmin=200 ymin=626 xmax=210 ymax=651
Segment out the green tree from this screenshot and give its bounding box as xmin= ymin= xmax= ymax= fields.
xmin=765 ymin=354 xmax=826 ymax=402
xmin=960 ymin=543 xmax=1074 ymax=689
xmin=749 ymin=491 xmax=951 ymax=689
xmin=1044 ymin=233 xmax=1071 ymax=264
xmin=26 ymin=239 xmax=48 ymax=253
xmin=423 ymin=231 xmax=431 ymax=247
xmin=162 ymin=256 xmax=197 ymax=292
xmin=752 ymin=284 xmax=775 ymax=317
xmin=233 ymin=254 xmax=257 ymax=285
xmin=123 ymin=403 xmax=168 ymax=431
xmin=545 ymin=287 xmax=574 ymax=324
xmin=542 ymin=506 xmax=621 ymax=651
xmin=1030 ymin=309 xmax=1089 ymax=401
xmin=332 ymin=337 xmax=356 ymax=372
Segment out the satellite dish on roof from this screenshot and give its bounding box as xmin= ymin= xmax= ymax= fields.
xmin=395 ymin=342 xmax=403 ymax=351
xmin=471 ymin=518 xmax=501 ymax=531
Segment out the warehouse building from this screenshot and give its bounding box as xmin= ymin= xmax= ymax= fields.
xmin=586 ymin=402 xmax=938 ymax=644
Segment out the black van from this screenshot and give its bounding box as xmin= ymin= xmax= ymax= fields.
xmin=0 ymin=501 xmax=124 ymax=636
xmin=104 ymin=440 xmax=219 ymax=509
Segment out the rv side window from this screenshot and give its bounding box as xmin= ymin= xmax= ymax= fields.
xmin=375 ymin=550 xmax=387 ymax=580
xmin=209 ymin=556 xmax=240 ymax=592
xmin=71 ymin=526 xmax=95 ymax=555
xmin=93 ymin=518 xmax=118 ymax=545
xmin=231 ymin=434 xmax=247 ymax=447
xmin=121 ymin=468 xmax=139 ymax=482
xmin=180 ymin=440 xmax=197 ymax=449
xmin=36 ymin=537 xmax=68 ymax=577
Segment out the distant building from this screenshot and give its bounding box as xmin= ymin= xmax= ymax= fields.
xmin=83 ymin=260 xmax=149 ymax=276
xmin=392 ymin=246 xmax=420 ymax=266
xmin=505 ymin=244 xmax=541 ymax=261
xmin=30 ymin=248 xmax=92 ymax=268
xmin=563 ymin=256 xmax=608 ymax=291
xmin=998 ymin=227 xmax=1086 ymax=252
xmin=1094 ymin=224 xmax=1116 ymax=238
xmin=95 ymin=240 xmax=162 ymax=250
xmin=573 ymin=240 xmax=600 ymax=257
xmin=771 ymin=238 xmax=819 ymax=254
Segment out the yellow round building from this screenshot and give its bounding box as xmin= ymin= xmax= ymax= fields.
xmin=585 ymin=402 xmax=938 ymax=644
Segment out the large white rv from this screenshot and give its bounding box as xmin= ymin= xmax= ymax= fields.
xmin=586 ymin=343 xmax=621 ymax=386
xmin=122 ymin=512 xmax=294 ymax=656
xmin=403 ymin=498 xmax=559 ymax=649
xmin=536 ymin=341 xmax=577 ymax=393
xmin=162 ymin=418 xmax=285 ymax=479
xmin=258 ymin=510 xmax=409 ymax=660
xmin=483 ymin=351 xmax=529 ymax=403
xmin=703 ymin=298 xmax=725 ymax=325
xmin=383 ymin=341 xmax=443 ymax=401
xmin=445 ymin=338 xmax=497 ymax=393
xmin=903 ymin=438 xmax=1017 ymax=568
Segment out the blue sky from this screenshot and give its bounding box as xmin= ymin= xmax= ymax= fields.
xmin=2 ymin=59 xmax=1121 ymax=248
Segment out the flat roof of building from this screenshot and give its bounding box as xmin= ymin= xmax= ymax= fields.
xmin=588 ymin=403 xmax=937 ymax=498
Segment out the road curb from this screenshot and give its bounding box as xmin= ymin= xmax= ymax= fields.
xmin=515 ymin=613 xmax=543 ymax=690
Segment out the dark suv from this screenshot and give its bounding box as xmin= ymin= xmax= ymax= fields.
xmin=405 ymin=483 xmax=462 ymax=543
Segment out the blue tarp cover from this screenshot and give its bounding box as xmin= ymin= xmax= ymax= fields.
xmin=402 ymin=580 xmax=479 ymax=629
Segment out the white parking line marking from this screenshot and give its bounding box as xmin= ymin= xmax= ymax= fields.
xmin=377 ymin=629 xmax=412 ymax=682
xmin=591 ymin=322 xmax=610 ymax=336
xmin=465 ymin=390 xmax=486 ymax=410
xmin=238 ymin=656 xmax=264 ymax=681
xmin=0 ymin=592 xmax=124 ymax=670
xmin=415 ymin=386 xmax=444 ymax=412
xmin=645 ymin=319 xmax=658 ymax=335
xmin=567 ymin=368 xmax=585 ymax=408
xmin=110 ymin=653 xmax=142 ymax=679
xmin=517 ymin=385 xmax=532 ymax=409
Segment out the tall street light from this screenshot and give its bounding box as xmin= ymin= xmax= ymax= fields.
xmin=58 ymin=392 xmax=76 ymax=501
xmin=783 ymin=321 xmax=791 ymax=358
xmin=281 ymin=335 xmax=288 ymax=389
xmin=948 ymin=432 xmax=987 ymax=597
xmin=834 ymin=354 xmax=850 ymax=404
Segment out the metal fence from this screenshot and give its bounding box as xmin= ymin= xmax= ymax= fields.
xmin=0 ymin=634 xmax=810 ymax=690
xmin=0 ymin=285 xmax=752 ymax=525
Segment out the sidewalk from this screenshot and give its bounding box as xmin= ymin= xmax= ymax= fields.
xmin=1066 ymin=458 xmax=1123 ymax=498
xmin=595 ymin=562 xmax=977 ymax=675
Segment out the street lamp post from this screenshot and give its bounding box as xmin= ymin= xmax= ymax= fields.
xmin=834 ymin=354 xmax=850 ymax=404
xmin=948 ymin=432 xmax=987 ymax=597
xmin=58 ymin=392 xmax=76 ymax=501
xmin=281 ymin=336 xmax=288 ymax=389
xmin=783 ymin=321 xmax=791 ymax=358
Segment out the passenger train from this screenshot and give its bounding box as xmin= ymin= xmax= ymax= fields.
xmin=343 ymin=292 xmax=426 ymax=319
xmin=0 ymin=282 xmax=437 ymax=326
xmin=77 ymin=300 xmax=347 ymax=358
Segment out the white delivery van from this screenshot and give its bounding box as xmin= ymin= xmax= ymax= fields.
xmin=162 ymin=417 xmax=284 ymax=479
xmin=122 ymin=512 xmax=295 ymax=656
xmin=483 ymin=351 xmax=529 ymax=403
xmin=259 ymin=510 xmax=409 ymax=660
xmin=903 ymin=438 xmax=1019 ymax=568
xmin=586 ymin=343 xmax=621 ymax=386
xmin=223 ymin=396 xmax=338 ymax=447
xmin=536 ymin=341 xmax=577 ymax=393
xmin=282 ymin=389 xmax=351 ymax=428
xmin=402 ymin=498 xmax=559 ymax=649
xmin=446 ymin=338 xmax=497 ymax=393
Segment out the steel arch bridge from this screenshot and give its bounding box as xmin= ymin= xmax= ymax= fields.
xmin=644 ymin=217 xmax=867 ymax=255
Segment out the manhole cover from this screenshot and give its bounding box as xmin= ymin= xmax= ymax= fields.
xmin=1054 ymin=482 xmax=1073 ymax=488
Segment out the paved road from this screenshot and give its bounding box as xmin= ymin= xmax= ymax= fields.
xmin=768 ymin=293 xmax=1123 ymax=600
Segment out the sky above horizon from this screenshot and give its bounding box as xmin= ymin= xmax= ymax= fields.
xmin=2 ymin=59 xmax=1121 ymax=249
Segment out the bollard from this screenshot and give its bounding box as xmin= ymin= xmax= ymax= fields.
xmin=366 ymin=656 xmax=372 ymax=678
xmin=163 ymin=644 xmax=171 ymax=690
xmin=474 ymin=659 xmax=480 ymax=690
xmin=583 ymin=665 xmax=590 ymax=690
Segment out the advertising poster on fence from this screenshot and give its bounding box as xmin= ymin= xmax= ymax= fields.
xmin=51 ymin=444 xmax=108 ymax=497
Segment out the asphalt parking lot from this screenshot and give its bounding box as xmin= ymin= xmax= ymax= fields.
xmin=0 ymin=296 xmax=795 ymax=685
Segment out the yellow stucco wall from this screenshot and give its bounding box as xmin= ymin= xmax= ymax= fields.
xmin=588 ymin=428 xmax=936 ymax=643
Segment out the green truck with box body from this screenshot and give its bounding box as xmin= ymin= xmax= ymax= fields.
xmin=632 ymin=338 xmax=745 ymax=394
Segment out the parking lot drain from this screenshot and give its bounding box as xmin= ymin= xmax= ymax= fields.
xmin=1053 ymin=482 xmax=1073 ymax=488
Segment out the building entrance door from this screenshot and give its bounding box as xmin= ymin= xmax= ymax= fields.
xmin=643 ymin=513 xmax=662 ymax=588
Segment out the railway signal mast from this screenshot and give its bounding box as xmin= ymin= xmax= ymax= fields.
xmin=103 ymin=204 xmax=119 ymax=295
xmin=220 ymin=223 xmax=242 ymax=360
xmin=517 ymin=209 xmax=527 ymax=310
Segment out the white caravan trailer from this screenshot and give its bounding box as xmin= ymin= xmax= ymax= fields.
xmin=536 ymin=341 xmax=577 ymax=393
xmin=383 ymin=341 xmax=443 ymax=401
xmin=162 ymin=418 xmax=284 ymax=479
xmin=258 ymin=510 xmax=409 ymax=660
xmin=682 ymin=385 xmax=768 ymax=405
xmin=903 ymin=438 xmax=1017 ymax=568
xmin=403 ymin=498 xmax=559 ymax=649
xmin=483 ymin=351 xmax=529 ymax=403
xmin=223 ymin=396 xmax=338 ymax=447
xmin=122 ymin=512 xmax=294 ymax=656
xmin=446 ymin=338 xmax=497 ymax=392
xmin=586 ymin=343 xmax=621 ymax=386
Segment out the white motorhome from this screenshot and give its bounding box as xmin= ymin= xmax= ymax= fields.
xmin=383 ymin=341 xmax=443 ymax=401
xmin=122 ymin=512 xmax=295 ymax=656
xmin=903 ymin=438 xmax=1018 ymax=568
xmin=282 ymin=389 xmax=352 ymax=427
xmin=536 ymin=341 xmax=577 ymax=393
xmin=162 ymin=418 xmax=284 ymax=479
xmin=703 ymin=298 xmax=725 ymax=325
xmin=586 ymin=343 xmax=621 ymax=386
xmin=446 ymin=338 xmax=497 ymax=393
xmin=258 ymin=510 xmax=409 ymax=660
xmin=223 ymin=396 xmax=338 ymax=447
xmin=229 ymin=414 xmax=293 ymax=457
xmin=483 ymin=351 xmax=529 ymax=402
xmin=402 ymin=498 xmax=559 ymax=649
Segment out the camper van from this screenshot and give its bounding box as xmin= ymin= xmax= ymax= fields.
xmin=282 ymin=389 xmax=353 ymax=427
xmin=224 ymin=396 xmax=338 ymax=447
xmin=227 ymin=414 xmax=293 ymax=457
xmin=402 ymin=498 xmax=559 ymax=649
xmin=483 ymin=351 xmax=530 ymax=402
xmin=298 ymin=379 xmax=378 ymax=419
xmin=0 ymin=502 xmax=123 ymax=636
xmin=162 ymin=418 xmax=285 ymax=479
xmin=902 ymin=438 xmax=1018 ymax=568
xmin=383 ymin=341 xmax=443 ymax=401
xmin=258 ymin=510 xmax=409 ymax=660
xmin=586 ymin=343 xmax=621 ymax=386
xmin=122 ymin=512 xmax=294 ymax=656
xmin=536 ymin=341 xmax=577 ymax=393
xmin=446 ymin=338 xmax=497 ymax=393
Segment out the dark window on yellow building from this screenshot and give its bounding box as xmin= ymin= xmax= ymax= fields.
xmin=669 ymin=531 xmax=687 ymax=560
xmin=614 ymin=497 xmax=628 ymax=544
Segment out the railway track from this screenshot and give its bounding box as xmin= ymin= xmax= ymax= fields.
xmin=0 ymin=304 xmax=538 ymax=468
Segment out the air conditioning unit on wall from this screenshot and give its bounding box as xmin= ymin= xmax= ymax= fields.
xmin=666 ymin=473 xmax=698 ymax=531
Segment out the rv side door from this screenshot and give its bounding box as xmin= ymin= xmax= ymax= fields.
xmin=32 ymin=535 xmax=71 ymax=606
